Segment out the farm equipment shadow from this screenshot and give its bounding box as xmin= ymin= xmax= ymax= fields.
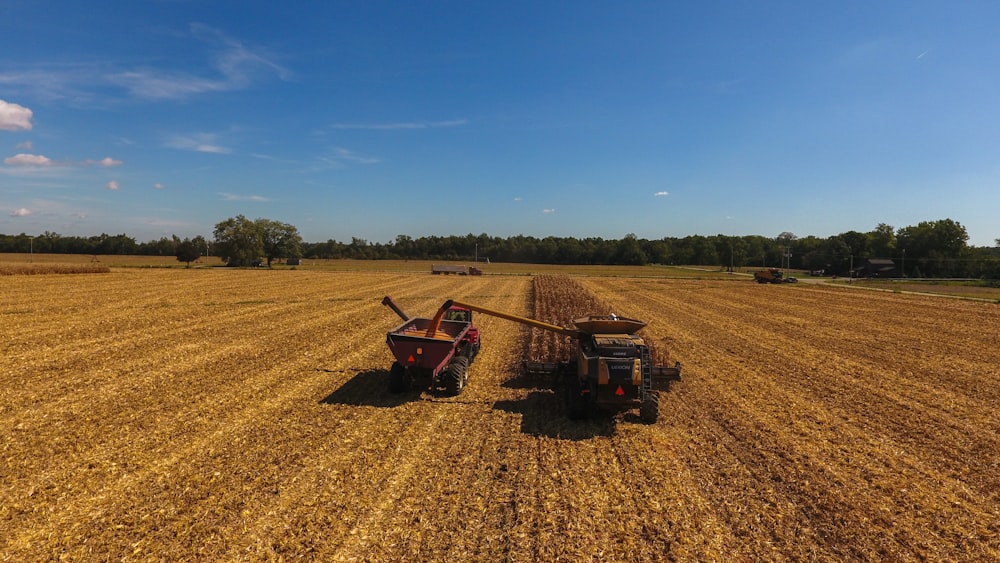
xmin=320 ymin=368 xmax=417 ymax=408
xmin=493 ymin=391 xmax=616 ymax=440
xmin=500 ymin=371 xmax=559 ymax=390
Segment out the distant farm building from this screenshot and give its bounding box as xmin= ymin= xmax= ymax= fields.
xmin=857 ymin=258 xmax=897 ymax=278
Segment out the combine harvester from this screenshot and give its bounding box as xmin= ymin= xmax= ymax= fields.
xmin=753 ymin=268 xmax=798 ymax=284
xmin=414 ymin=298 xmax=682 ymax=423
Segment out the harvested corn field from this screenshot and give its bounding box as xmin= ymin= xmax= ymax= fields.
xmin=1 ymin=269 xmax=998 ymax=560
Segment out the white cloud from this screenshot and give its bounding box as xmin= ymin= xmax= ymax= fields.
xmin=0 ymin=100 xmax=33 ymax=131
xmin=154 ymin=183 xmax=164 ymax=189
xmin=106 ymin=180 xmax=120 ymax=190
xmin=330 ymin=119 xmax=468 ymax=130
xmin=654 ymin=191 xmax=670 ymax=197
xmin=10 ymin=207 xmax=32 ymax=217
xmin=167 ymin=133 xmax=231 ymax=154
xmin=513 ymin=197 xmax=523 ymax=202
xmin=4 ymin=153 xmax=54 ymax=166
xmin=16 ymin=140 xmax=33 ymax=150
xmin=85 ymin=157 xmax=123 ymax=167
xmin=542 ymin=208 xmax=556 ymax=214
xmin=218 ymin=192 xmax=269 ymax=202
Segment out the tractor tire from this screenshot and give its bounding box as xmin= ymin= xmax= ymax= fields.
xmin=445 ymin=356 xmax=469 ymax=396
xmin=388 ymin=362 xmax=411 ymax=393
xmin=565 ymin=376 xmax=591 ymax=420
xmin=639 ymin=390 xmax=660 ymax=424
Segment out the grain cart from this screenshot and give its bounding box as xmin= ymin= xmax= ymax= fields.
xmin=427 ymin=299 xmax=681 ymax=423
xmin=381 ymin=296 xmax=481 ymax=395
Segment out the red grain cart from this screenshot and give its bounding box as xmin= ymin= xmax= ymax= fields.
xmin=382 ymin=296 xmax=480 ymax=395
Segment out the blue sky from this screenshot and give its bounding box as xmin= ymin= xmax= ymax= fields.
xmin=2 ymin=1 xmax=998 ymax=247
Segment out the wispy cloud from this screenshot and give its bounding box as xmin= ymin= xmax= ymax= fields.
xmin=330 ymin=119 xmax=468 ymax=130
xmin=167 ymin=133 xmax=231 ymax=154
xmin=4 ymin=153 xmax=55 ymax=167
xmin=154 ymin=183 xmax=165 ymax=190
xmin=513 ymin=196 xmax=523 ymax=202
xmin=654 ymin=191 xmax=669 ymax=197
xmin=218 ymin=192 xmax=270 ymax=202
xmin=1 ymin=26 xmax=288 ymax=103
xmin=106 ymin=180 xmax=120 ymax=190
xmin=916 ymin=49 xmax=931 ymax=60
xmin=10 ymin=207 xmax=33 ymax=217
xmin=332 ymin=147 xmax=378 ymax=164
xmin=108 ymin=24 xmax=290 ymax=100
xmin=0 ymin=99 xmax=33 ymax=131
xmin=4 ymin=153 xmax=127 ymax=170
xmin=312 ymin=147 xmax=380 ymax=170
xmin=0 ymin=65 xmax=99 ymax=104
xmin=542 ymin=208 xmax=556 ymax=214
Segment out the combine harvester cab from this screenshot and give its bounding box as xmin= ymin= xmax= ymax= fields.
xmin=381 ymin=296 xmax=480 ymax=395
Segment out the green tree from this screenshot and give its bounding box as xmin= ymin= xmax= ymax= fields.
xmin=213 ymin=215 xmax=264 ymax=267
xmin=614 ymin=234 xmax=648 ymax=265
xmin=896 ymin=219 xmax=969 ymax=277
xmin=175 ymin=238 xmax=201 ymax=267
xmin=868 ymin=223 xmax=896 ymax=258
xmin=257 ymin=219 xmax=303 ymax=267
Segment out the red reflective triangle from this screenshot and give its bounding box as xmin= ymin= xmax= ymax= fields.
xmin=407 ymin=355 xmax=415 ymax=363
xmin=615 ymin=385 xmax=625 ymax=396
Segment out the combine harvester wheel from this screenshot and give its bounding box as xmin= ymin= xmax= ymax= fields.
xmin=640 ymin=390 xmax=660 ymax=424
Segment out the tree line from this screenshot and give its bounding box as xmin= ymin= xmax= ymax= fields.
xmin=2 ymin=217 xmax=997 ymax=278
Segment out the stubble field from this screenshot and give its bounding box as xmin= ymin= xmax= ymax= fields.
xmin=1 ymin=268 xmax=997 ymax=561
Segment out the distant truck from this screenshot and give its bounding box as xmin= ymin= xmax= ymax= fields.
xmin=754 ymin=268 xmax=798 ymax=284
xmin=431 ymin=264 xmax=483 ymax=276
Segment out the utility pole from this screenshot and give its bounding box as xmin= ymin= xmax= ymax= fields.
xmin=901 ymin=248 xmax=906 ymax=278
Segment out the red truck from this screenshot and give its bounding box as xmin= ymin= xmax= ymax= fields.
xmin=381 ymin=296 xmax=481 ymax=395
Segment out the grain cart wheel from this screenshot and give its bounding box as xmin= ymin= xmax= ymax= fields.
xmin=639 ymin=390 xmax=660 ymax=424
xmin=388 ymin=362 xmax=411 ymax=393
xmin=445 ymin=356 xmax=469 ymax=396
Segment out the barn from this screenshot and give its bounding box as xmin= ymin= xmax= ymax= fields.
xmin=857 ymin=258 xmax=897 ymax=278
